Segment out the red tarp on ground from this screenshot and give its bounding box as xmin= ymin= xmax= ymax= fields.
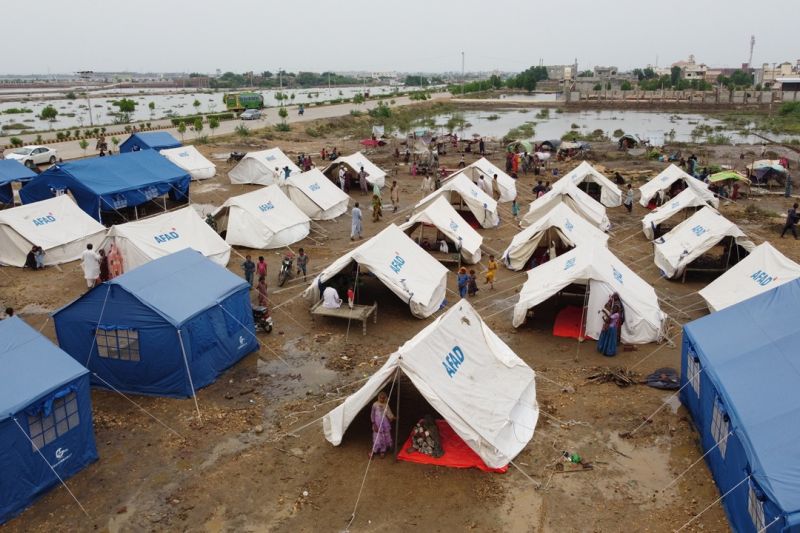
xmin=396 ymin=419 xmax=507 ymax=473
xmin=553 ymin=305 xmax=585 ymax=339
xmin=359 ymin=139 xmax=386 ymax=147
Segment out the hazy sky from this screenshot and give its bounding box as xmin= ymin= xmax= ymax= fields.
xmin=4 ymin=0 xmax=797 ymax=74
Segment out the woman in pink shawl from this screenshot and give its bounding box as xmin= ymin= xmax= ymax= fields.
xmin=370 ymin=391 xmax=395 ymax=458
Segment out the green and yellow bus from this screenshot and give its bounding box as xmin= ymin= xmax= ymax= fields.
xmin=223 ymin=92 xmax=264 ymax=111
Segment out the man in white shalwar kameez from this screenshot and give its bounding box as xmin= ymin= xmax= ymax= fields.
xmin=81 ymin=243 xmax=101 ymax=289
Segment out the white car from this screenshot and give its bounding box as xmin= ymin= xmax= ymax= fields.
xmin=4 ymin=145 xmax=58 ymax=168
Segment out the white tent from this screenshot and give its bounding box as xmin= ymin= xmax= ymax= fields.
xmin=449 ymin=157 xmax=517 ymax=202
xmin=641 ymin=188 xmax=715 ymax=240
xmin=303 ymin=224 xmax=447 ymax=318
xmin=228 ymin=148 xmax=300 ymax=186
xmin=213 ymin=184 xmax=310 ymax=249
xmin=159 ymin=145 xmax=216 ymax=181
xmin=415 ymin=174 xmax=499 ymax=229
xmin=554 ymin=161 xmax=622 ymax=207
xmin=281 ymin=168 xmax=349 ymax=221
xmin=513 ymin=245 xmax=666 ymax=344
xmin=0 ymin=195 xmax=105 ymax=267
xmin=653 ymin=207 xmax=756 ymax=279
xmin=639 ymin=164 xmax=718 ymax=208
xmin=502 ymin=202 xmax=609 ymax=271
xmin=698 ymin=242 xmax=800 ymax=312
xmin=323 ymin=152 xmax=386 ymax=188
xmin=323 ymin=299 xmax=538 ymax=469
xmin=521 ymin=184 xmax=610 ymax=231
xmin=100 ymin=207 xmax=230 ymax=272
xmin=399 ymin=196 xmax=483 ymax=264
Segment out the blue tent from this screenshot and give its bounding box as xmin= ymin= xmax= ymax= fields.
xmin=18 ymin=150 xmax=191 ymax=222
xmin=0 ymin=317 xmax=97 ymax=524
xmin=681 ymin=279 xmax=800 ymax=532
xmin=119 ymin=132 xmax=181 ymax=153
xmin=53 ymin=248 xmax=258 ymax=398
xmin=0 ymin=159 xmax=37 ymax=204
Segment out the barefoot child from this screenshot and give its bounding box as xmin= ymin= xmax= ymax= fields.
xmin=485 ymin=255 xmax=497 ymax=290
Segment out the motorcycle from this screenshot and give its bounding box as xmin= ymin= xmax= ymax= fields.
xmin=252 ymin=306 xmax=273 ymax=333
xmin=278 ymin=253 xmax=294 ymax=287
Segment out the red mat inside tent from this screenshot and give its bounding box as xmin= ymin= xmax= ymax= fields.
xmin=552 ymin=306 xmax=585 ymax=338
xmin=397 ymin=419 xmax=508 ymax=473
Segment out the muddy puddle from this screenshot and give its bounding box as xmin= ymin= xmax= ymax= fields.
xmin=257 ymin=336 xmax=338 ymax=400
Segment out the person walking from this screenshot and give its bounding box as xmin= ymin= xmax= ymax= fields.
xmin=256 ymin=256 xmax=267 ymax=279
xmin=242 ymin=255 xmax=256 ymax=287
xmin=390 ymin=180 xmax=400 ymax=213
xmin=80 ymin=244 xmax=101 ymax=290
xmin=358 ymin=166 xmax=369 ymax=196
xmin=457 ymin=267 xmax=469 ymax=298
xmin=256 ymin=275 xmax=268 ymax=307
xmin=351 ymin=202 xmax=363 ymax=240
xmin=338 ymin=166 xmax=347 ymax=191
xmin=296 ymin=248 xmax=308 ymax=281
xmin=485 ymin=255 xmax=498 ymax=290
xmin=781 ymin=202 xmax=799 ymax=239
xmin=624 ymin=184 xmax=634 ymax=214
xmin=98 ymin=249 xmax=110 ymax=283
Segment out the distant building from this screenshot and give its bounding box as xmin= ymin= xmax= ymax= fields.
xmin=672 ymin=55 xmax=709 ymax=80
xmin=776 ymin=78 xmax=800 ymax=92
xmin=755 ymin=61 xmax=796 ymax=88
xmin=593 ymin=66 xmax=618 ymax=78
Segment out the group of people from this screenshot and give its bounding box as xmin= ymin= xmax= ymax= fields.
xmin=456 ymin=255 xmax=498 ymax=297
xmin=241 ymin=250 xmax=310 ymax=307
xmin=79 ymin=243 xmax=121 ymax=289
xmin=296 ymin=153 xmax=314 ymax=172
xmin=24 ymin=245 xmax=46 ymax=270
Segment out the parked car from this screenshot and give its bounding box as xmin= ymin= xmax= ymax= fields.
xmin=4 ymin=145 xmax=58 ymax=167
xmin=240 ymin=109 xmax=261 ymax=120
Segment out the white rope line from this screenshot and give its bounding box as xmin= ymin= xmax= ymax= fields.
xmin=673 ymin=475 xmax=750 ymax=532
xmin=626 ymin=368 xmax=702 ymax=437
xmin=216 ymin=303 xmax=292 ymax=369
xmin=84 ymin=284 xmax=111 ymax=366
xmin=661 ymin=429 xmax=732 ymax=492
xmin=12 ymin=417 xmax=91 ymax=518
xmin=345 ymin=368 xmax=399 ymax=531
xmin=176 ymin=329 xmax=202 ymax=422
xmin=757 ymin=516 xmax=781 ymax=533
xmin=627 ymin=331 xmax=681 ymax=371
xmin=511 ymin=460 xmax=542 ymax=488
xmin=91 ymin=372 xmax=185 ymax=439
xmin=37 ymin=315 xmax=51 ymax=332
xmin=344 ymin=264 xmax=360 ymax=344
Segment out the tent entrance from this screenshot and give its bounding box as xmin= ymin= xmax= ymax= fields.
xmin=680 ymin=236 xmax=750 ymax=283
xmin=521 ymin=283 xmax=589 ymax=338
xmin=522 ymin=228 xmax=575 ymax=271
xmin=320 ymin=261 xmax=417 ymax=316
xmin=650 ymin=205 xmax=702 ymax=239
xmin=577 ymin=181 xmax=602 ymax=204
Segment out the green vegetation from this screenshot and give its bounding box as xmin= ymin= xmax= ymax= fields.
xmin=79 ymin=139 xmax=89 ymax=155
xmin=3 ymin=107 xmax=32 ymax=114
xmin=404 ymin=75 xmax=429 ymax=86
xmin=409 ymin=92 xmax=430 ymax=101
xmin=535 ymin=109 xmax=550 ymax=119
xmin=612 ymin=129 xmax=624 ymax=138
xmin=40 ymin=105 xmax=58 ymax=121
xmin=211 ymin=70 xmax=362 ymax=89
xmin=717 ymin=70 xmax=753 ymax=90
xmin=65 ymin=91 xmax=77 ymax=99
xmin=447 ymin=75 xmax=503 ymax=95
xmin=177 ymin=121 xmax=187 ymax=141
xmin=506 ymin=66 xmax=549 ymax=92
xmin=10 ymin=137 xmax=23 ymax=147
xmin=274 ymin=123 xmax=291 ymax=132
xmin=1 ymin=123 xmax=33 ymax=130
xmin=620 ymin=81 xmax=633 ymax=91
xmin=713 ymin=104 xmax=800 ymax=135
xmin=195 ymin=135 xmax=209 ymax=144
xmin=193 ymin=117 xmax=203 ymax=133
xmin=504 ymin=122 xmax=536 ymax=141
xmin=368 ymin=101 xmax=392 ymax=119
xmin=235 ymin=124 xmax=250 ymax=137
xmin=208 ymin=116 xmax=220 ymax=136
xmin=113 ymin=98 xmax=137 ymax=113
xmin=352 ymin=94 xmax=366 ymax=105
xmin=561 ymin=128 xmax=607 ymax=142
xmin=169 ymin=112 xmax=233 ymax=126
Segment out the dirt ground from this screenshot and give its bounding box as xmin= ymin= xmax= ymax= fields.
xmin=2 ymin=110 xmax=799 ymax=533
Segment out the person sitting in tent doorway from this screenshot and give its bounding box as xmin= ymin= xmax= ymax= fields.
xmin=370 ymin=391 xmax=395 ymax=459
xmin=322 ymin=286 xmax=342 ymax=309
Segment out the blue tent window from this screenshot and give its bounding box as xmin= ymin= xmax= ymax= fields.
xmin=711 ymin=398 xmax=729 ymax=458
xmin=96 ymin=328 xmax=140 ymax=361
xmin=748 ymin=483 xmax=766 ymax=531
xmin=27 ymin=392 xmax=80 ymax=451
xmin=687 ymin=353 xmax=701 ymax=397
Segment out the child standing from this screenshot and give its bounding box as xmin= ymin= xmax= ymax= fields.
xmin=347 ymin=287 xmax=355 ymax=309
xmin=457 ymin=267 xmax=469 ymax=298
xmin=467 ymin=269 xmax=479 ymax=296
xmin=256 ymin=256 xmax=267 ymax=280
xmin=511 ymin=198 xmax=520 ymax=221
xmin=296 ymin=248 xmax=309 ymax=281
xmin=485 ymin=255 xmax=497 ymax=290
xmin=242 ymin=255 xmax=256 ymax=287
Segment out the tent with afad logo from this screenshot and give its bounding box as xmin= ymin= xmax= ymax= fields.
xmin=18 ymin=150 xmax=191 ymax=223
xmin=119 ymin=131 xmax=181 ymax=153
xmin=399 ymin=196 xmax=483 ymax=264
xmin=212 ymin=184 xmax=310 ymax=249
xmin=698 ymin=242 xmax=800 ymax=312
xmin=641 ymin=187 xmax=716 ymax=240
xmin=653 ymin=207 xmax=755 ymax=280
xmin=681 ymin=279 xmax=800 ymax=533
xmin=280 ymin=168 xmax=349 ymax=221
xmin=304 ymin=224 xmax=448 ymax=319
xmin=52 ymin=249 xmax=258 ymax=397
xmin=322 ymin=152 xmax=386 ymax=189
xmin=159 ymin=145 xmax=216 ymax=181
xmin=100 ymin=207 xmax=231 ymax=272
xmin=0 ymin=195 xmax=105 ymax=267
xmin=228 ymin=148 xmax=300 ymax=186
xmin=521 ymin=183 xmax=610 ymax=231
xmin=512 ymin=245 xmax=666 ymax=344
xmin=639 ymin=164 xmax=718 ymax=208
xmin=502 ymin=202 xmax=608 ymax=271
xmin=0 ymin=317 xmax=98 ymax=524
xmin=323 ymin=299 xmax=538 ymax=470
xmin=414 ymin=173 xmax=500 ymax=229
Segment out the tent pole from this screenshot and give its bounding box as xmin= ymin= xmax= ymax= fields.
xmin=134 ymin=205 xmax=139 ymax=220
xmin=394 ymin=373 xmax=401 ymax=462
xmin=176 ymin=329 xmax=202 ymax=422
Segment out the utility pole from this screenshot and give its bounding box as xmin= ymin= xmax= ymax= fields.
xmin=461 ymin=51 xmax=465 ymax=96
xmin=77 ymin=70 xmax=94 ymax=126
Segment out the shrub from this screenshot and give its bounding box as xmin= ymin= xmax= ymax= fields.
xmin=274 ymin=123 xmax=291 ymax=132
xmin=35 ymin=134 xmax=43 ymax=144
xmin=349 ymin=109 xmax=363 ymax=117
xmin=235 ymin=124 xmax=250 ymax=137
xmin=196 ymin=135 xmax=209 ymax=144
xmin=40 ymin=105 xmax=58 ymax=121
xmin=113 ymin=98 xmax=137 ymax=113
xmin=56 ymin=132 xmax=65 ymax=141
xmin=10 ymin=137 xmax=23 ymax=147
xmin=193 ymin=117 xmax=203 ymax=133
xmin=613 ymin=129 xmax=624 ymax=138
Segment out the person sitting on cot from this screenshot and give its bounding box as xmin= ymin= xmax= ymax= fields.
xmin=322 ymin=286 xmax=342 ymax=308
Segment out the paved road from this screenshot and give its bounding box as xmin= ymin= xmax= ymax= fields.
xmin=1 ymin=93 xmax=450 ymax=161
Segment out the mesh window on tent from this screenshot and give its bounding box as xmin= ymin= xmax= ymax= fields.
xmin=687 ymin=350 xmax=701 ymax=397
xmin=748 ymin=483 xmax=766 ymax=532
xmin=711 ymin=398 xmax=730 ymax=459
xmin=27 ymin=392 xmax=80 ymax=451
xmin=96 ymin=327 xmax=140 ymax=361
